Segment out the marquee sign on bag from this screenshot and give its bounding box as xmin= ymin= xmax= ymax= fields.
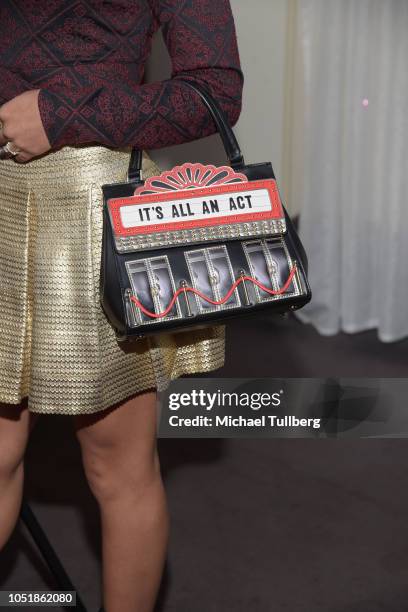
xmin=108 ymin=164 xmax=287 ymax=254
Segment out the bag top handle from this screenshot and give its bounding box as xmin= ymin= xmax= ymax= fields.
xmin=127 ymin=77 xmax=245 ymax=182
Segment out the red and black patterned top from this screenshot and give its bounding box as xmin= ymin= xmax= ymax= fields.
xmin=0 ymin=0 xmax=243 ymax=150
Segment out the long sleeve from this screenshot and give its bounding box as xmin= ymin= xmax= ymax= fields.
xmin=37 ymin=0 xmax=244 ymax=150
xmin=0 ymin=66 xmax=33 ymax=106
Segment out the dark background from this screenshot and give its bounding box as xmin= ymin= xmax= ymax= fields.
xmin=1 ymin=313 xmax=408 ymax=612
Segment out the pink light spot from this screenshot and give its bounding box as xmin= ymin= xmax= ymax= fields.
xmin=362 ymin=98 xmax=369 ymax=107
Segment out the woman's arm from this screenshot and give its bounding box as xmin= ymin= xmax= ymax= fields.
xmin=37 ymin=0 xmax=244 ymax=150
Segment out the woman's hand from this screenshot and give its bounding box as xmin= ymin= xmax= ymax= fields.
xmin=0 ymin=90 xmax=51 ymax=163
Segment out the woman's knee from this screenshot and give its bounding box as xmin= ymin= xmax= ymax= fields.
xmin=79 ymin=437 xmax=161 ymax=504
xmin=75 ymin=421 xmax=160 ymax=503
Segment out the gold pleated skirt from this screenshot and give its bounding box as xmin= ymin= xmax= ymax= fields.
xmin=0 ymin=145 xmax=225 ymax=415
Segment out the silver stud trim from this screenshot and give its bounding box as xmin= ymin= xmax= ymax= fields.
xmin=114 ymin=219 xmax=287 ymax=252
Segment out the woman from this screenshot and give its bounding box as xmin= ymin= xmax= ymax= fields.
xmin=0 ymin=1 xmax=243 ymax=611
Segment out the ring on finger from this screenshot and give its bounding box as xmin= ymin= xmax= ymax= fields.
xmin=3 ymin=141 xmax=21 ymax=156
xmin=0 ymin=145 xmax=12 ymax=159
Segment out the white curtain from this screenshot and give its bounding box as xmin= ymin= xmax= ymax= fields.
xmin=287 ymin=0 xmax=408 ymax=342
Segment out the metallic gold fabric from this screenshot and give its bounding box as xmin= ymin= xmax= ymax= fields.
xmin=0 ymin=145 xmax=225 ymax=415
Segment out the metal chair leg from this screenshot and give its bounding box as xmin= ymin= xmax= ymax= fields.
xmin=20 ymin=499 xmax=88 ymax=611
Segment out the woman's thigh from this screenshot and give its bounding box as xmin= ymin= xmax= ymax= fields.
xmin=0 ymin=399 xmax=40 ymax=473
xmin=72 ymin=389 xmax=160 ymax=499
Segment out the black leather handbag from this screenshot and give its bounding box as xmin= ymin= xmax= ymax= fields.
xmin=100 ymin=78 xmax=312 ymax=342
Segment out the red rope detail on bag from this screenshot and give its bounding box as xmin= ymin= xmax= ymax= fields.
xmin=129 ymin=266 xmax=298 ymax=319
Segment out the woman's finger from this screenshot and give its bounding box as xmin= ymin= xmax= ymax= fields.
xmin=0 ymin=122 xmax=7 ymax=146
xmin=14 ymin=151 xmax=32 ymax=164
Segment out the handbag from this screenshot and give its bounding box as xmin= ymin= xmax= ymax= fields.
xmin=100 ymin=78 xmax=312 ymax=342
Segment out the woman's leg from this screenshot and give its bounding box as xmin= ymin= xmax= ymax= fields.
xmin=0 ymin=400 xmax=40 ymax=549
xmin=73 ymin=389 xmax=169 ymax=612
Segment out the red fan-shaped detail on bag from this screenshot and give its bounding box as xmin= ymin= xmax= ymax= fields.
xmin=134 ymin=163 xmax=248 ymax=196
